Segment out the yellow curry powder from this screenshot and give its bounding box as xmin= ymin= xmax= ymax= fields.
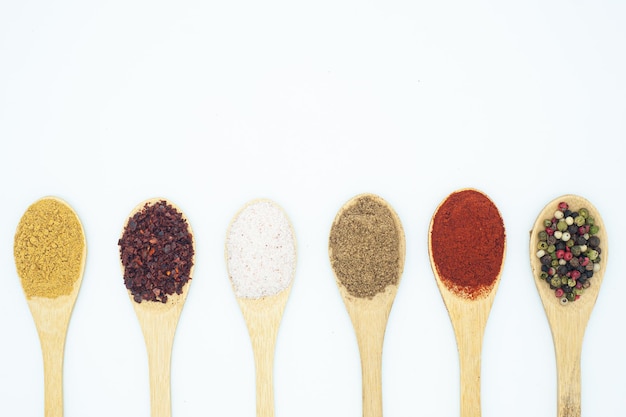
xmin=14 ymin=197 xmax=85 ymax=298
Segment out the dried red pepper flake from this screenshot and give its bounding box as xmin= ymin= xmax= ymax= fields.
xmin=118 ymin=200 xmax=194 ymax=303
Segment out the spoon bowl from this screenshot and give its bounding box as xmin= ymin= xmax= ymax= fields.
xmin=328 ymin=193 xmax=405 ymax=417
xmin=119 ymin=198 xmax=195 ymax=417
xmin=428 ymin=189 xmax=506 ymax=417
xmin=529 ymin=195 xmax=607 ymax=417
xmin=14 ymin=197 xmax=86 ymax=417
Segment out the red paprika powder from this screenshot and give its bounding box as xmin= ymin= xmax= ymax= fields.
xmin=429 ymin=189 xmax=506 ymax=299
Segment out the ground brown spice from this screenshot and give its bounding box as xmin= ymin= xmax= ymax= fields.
xmin=14 ymin=197 xmax=86 ymax=299
xmin=329 ymin=194 xmax=402 ymax=298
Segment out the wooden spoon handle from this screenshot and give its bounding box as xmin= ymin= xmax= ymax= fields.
xmin=251 ymin=333 xmax=278 ymax=417
xmin=144 ymin=330 xmax=175 ymax=417
xmin=356 ymin=332 xmax=384 ymax=417
xmin=38 ymin=330 xmax=66 ymax=417
xmin=457 ymin=331 xmax=483 ymax=417
xmin=449 ymin=304 xmax=489 ymax=417
xmin=554 ymin=336 xmax=583 ymax=417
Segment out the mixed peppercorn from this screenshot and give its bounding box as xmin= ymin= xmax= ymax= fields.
xmin=536 ymin=201 xmax=601 ymax=305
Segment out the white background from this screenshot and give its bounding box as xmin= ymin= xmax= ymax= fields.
xmin=1 ymin=1 xmax=625 ymax=416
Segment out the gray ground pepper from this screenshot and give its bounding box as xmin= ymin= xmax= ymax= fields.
xmin=329 ymin=195 xmax=402 ymax=298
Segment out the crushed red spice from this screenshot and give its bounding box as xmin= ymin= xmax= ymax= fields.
xmin=118 ymin=200 xmax=194 ymax=303
xmin=430 ymin=189 xmax=505 ymax=299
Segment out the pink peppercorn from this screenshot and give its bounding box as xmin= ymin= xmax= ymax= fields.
xmin=546 ymin=227 xmax=554 ymax=236
xmin=575 ymin=295 xmax=581 ymax=300
xmin=556 ymin=249 xmax=565 ymax=259
xmin=570 ymin=270 xmax=581 ymax=280
xmin=564 ymin=252 xmax=573 ymax=261
xmin=558 ymin=202 xmax=569 ymax=210
xmin=555 ymin=288 xmax=564 ymax=297
xmin=580 ymin=257 xmax=590 ymax=266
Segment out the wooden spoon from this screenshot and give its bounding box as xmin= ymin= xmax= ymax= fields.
xmin=428 ymin=189 xmax=506 ymax=417
xmin=328 ymin=193 xmax=406 ymax=417
xmin=119 ymin=198 xmax=195 ymax=417
xmin=14 ymin=196 xmax=87 ymax=417
xmin=529 ymin=195 xmax=608 ymax=417
xmin=225 ymin=199 xmax=297 ymax=417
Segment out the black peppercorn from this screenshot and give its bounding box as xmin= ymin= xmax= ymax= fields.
xmin=588 ymin=236 xmax=600 ymax=248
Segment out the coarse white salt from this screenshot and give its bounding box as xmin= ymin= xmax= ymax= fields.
xmin=226 ymin=199 xmax=297 ymax=299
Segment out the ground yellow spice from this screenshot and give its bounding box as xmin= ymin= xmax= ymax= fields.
xmin=14 ymin=197 xmax=86 ymax=298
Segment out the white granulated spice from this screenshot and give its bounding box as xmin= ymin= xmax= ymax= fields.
xmin=226 ymin=199 xmax=297 ymax=299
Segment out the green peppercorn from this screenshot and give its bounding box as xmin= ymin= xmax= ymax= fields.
xmin=574 ymin=216 xmax=585 ymax=226
xmin=538 ymin=241 xmax=548 ymax=250
xmin=538 ymin=230 xmax=548 ymax=241
xmin=571 ymin=246 xmax=582 ymax=257
xmin=589 ymin=225 xmax=599 ymax=235
xmin=557 ymin=220 xmax=568 ymax=232
xmin=586 ymin=249 xmax=599 ymax=261
xmin=544 ymin=219 xmax=552 ymax=227
xmin=566 ymin=238 xmax=575 ymax=248
xmin=547 ymin=244 xmax=556 ymax=254
xmin=561 ymin=276 xmax=568 ymax=286
xmin=540 ymin=272 xmax=549 ymax=280
xmin=567 ymin=292 xmax=576 ymax=301
xmin=579 ymin=208 xmax=589 ymax=218
xmin=586 ymin=216 xmax=595 ymax=226
xmin=551 ymin=276 xmax=561 ymax=287
xmin=568 ymin=278 xmax=576 ymax=287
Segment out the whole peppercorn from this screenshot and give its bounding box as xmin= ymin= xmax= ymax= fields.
xmin=535 ymin=202 xmax=602 ymax=306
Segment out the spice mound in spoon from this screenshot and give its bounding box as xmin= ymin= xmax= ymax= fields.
xmin=14 ymin=197 xmax=86 ymax=299
xmin=329 ymin=194 xmax=403 ymax=299
xmin=118 ymin=200 xmax=194 ymax=303
xmin=430 ymin=189 xmax=505 ymax=300
xmin=534 ymin=200 xmax=602 ymax=305
xmin=226 ymin=199 xmax=296 ymax=299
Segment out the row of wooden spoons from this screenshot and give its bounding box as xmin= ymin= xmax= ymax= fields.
xmin=13 ymin=191 xmax=607 ymax=417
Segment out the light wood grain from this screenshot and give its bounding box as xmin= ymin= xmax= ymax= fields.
xmin=337 ymin=285 xmax=400 ymax=417
xmin=27 ymin=283 xmax=84 ymax=417
xmin=19 ymin=197 xmax=86 ymax=417
xmin=236 ymin=287 xmax=292 ymax=417
xmin=122 ymin=198 xmax=195 ymax=417
xmin=329 ymin=194 xmax=406 ymax=417
xmin=428 ymin=189 xmax=505 ymax=417
xmin=529 ymin=195 xmax=608 ymax=417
